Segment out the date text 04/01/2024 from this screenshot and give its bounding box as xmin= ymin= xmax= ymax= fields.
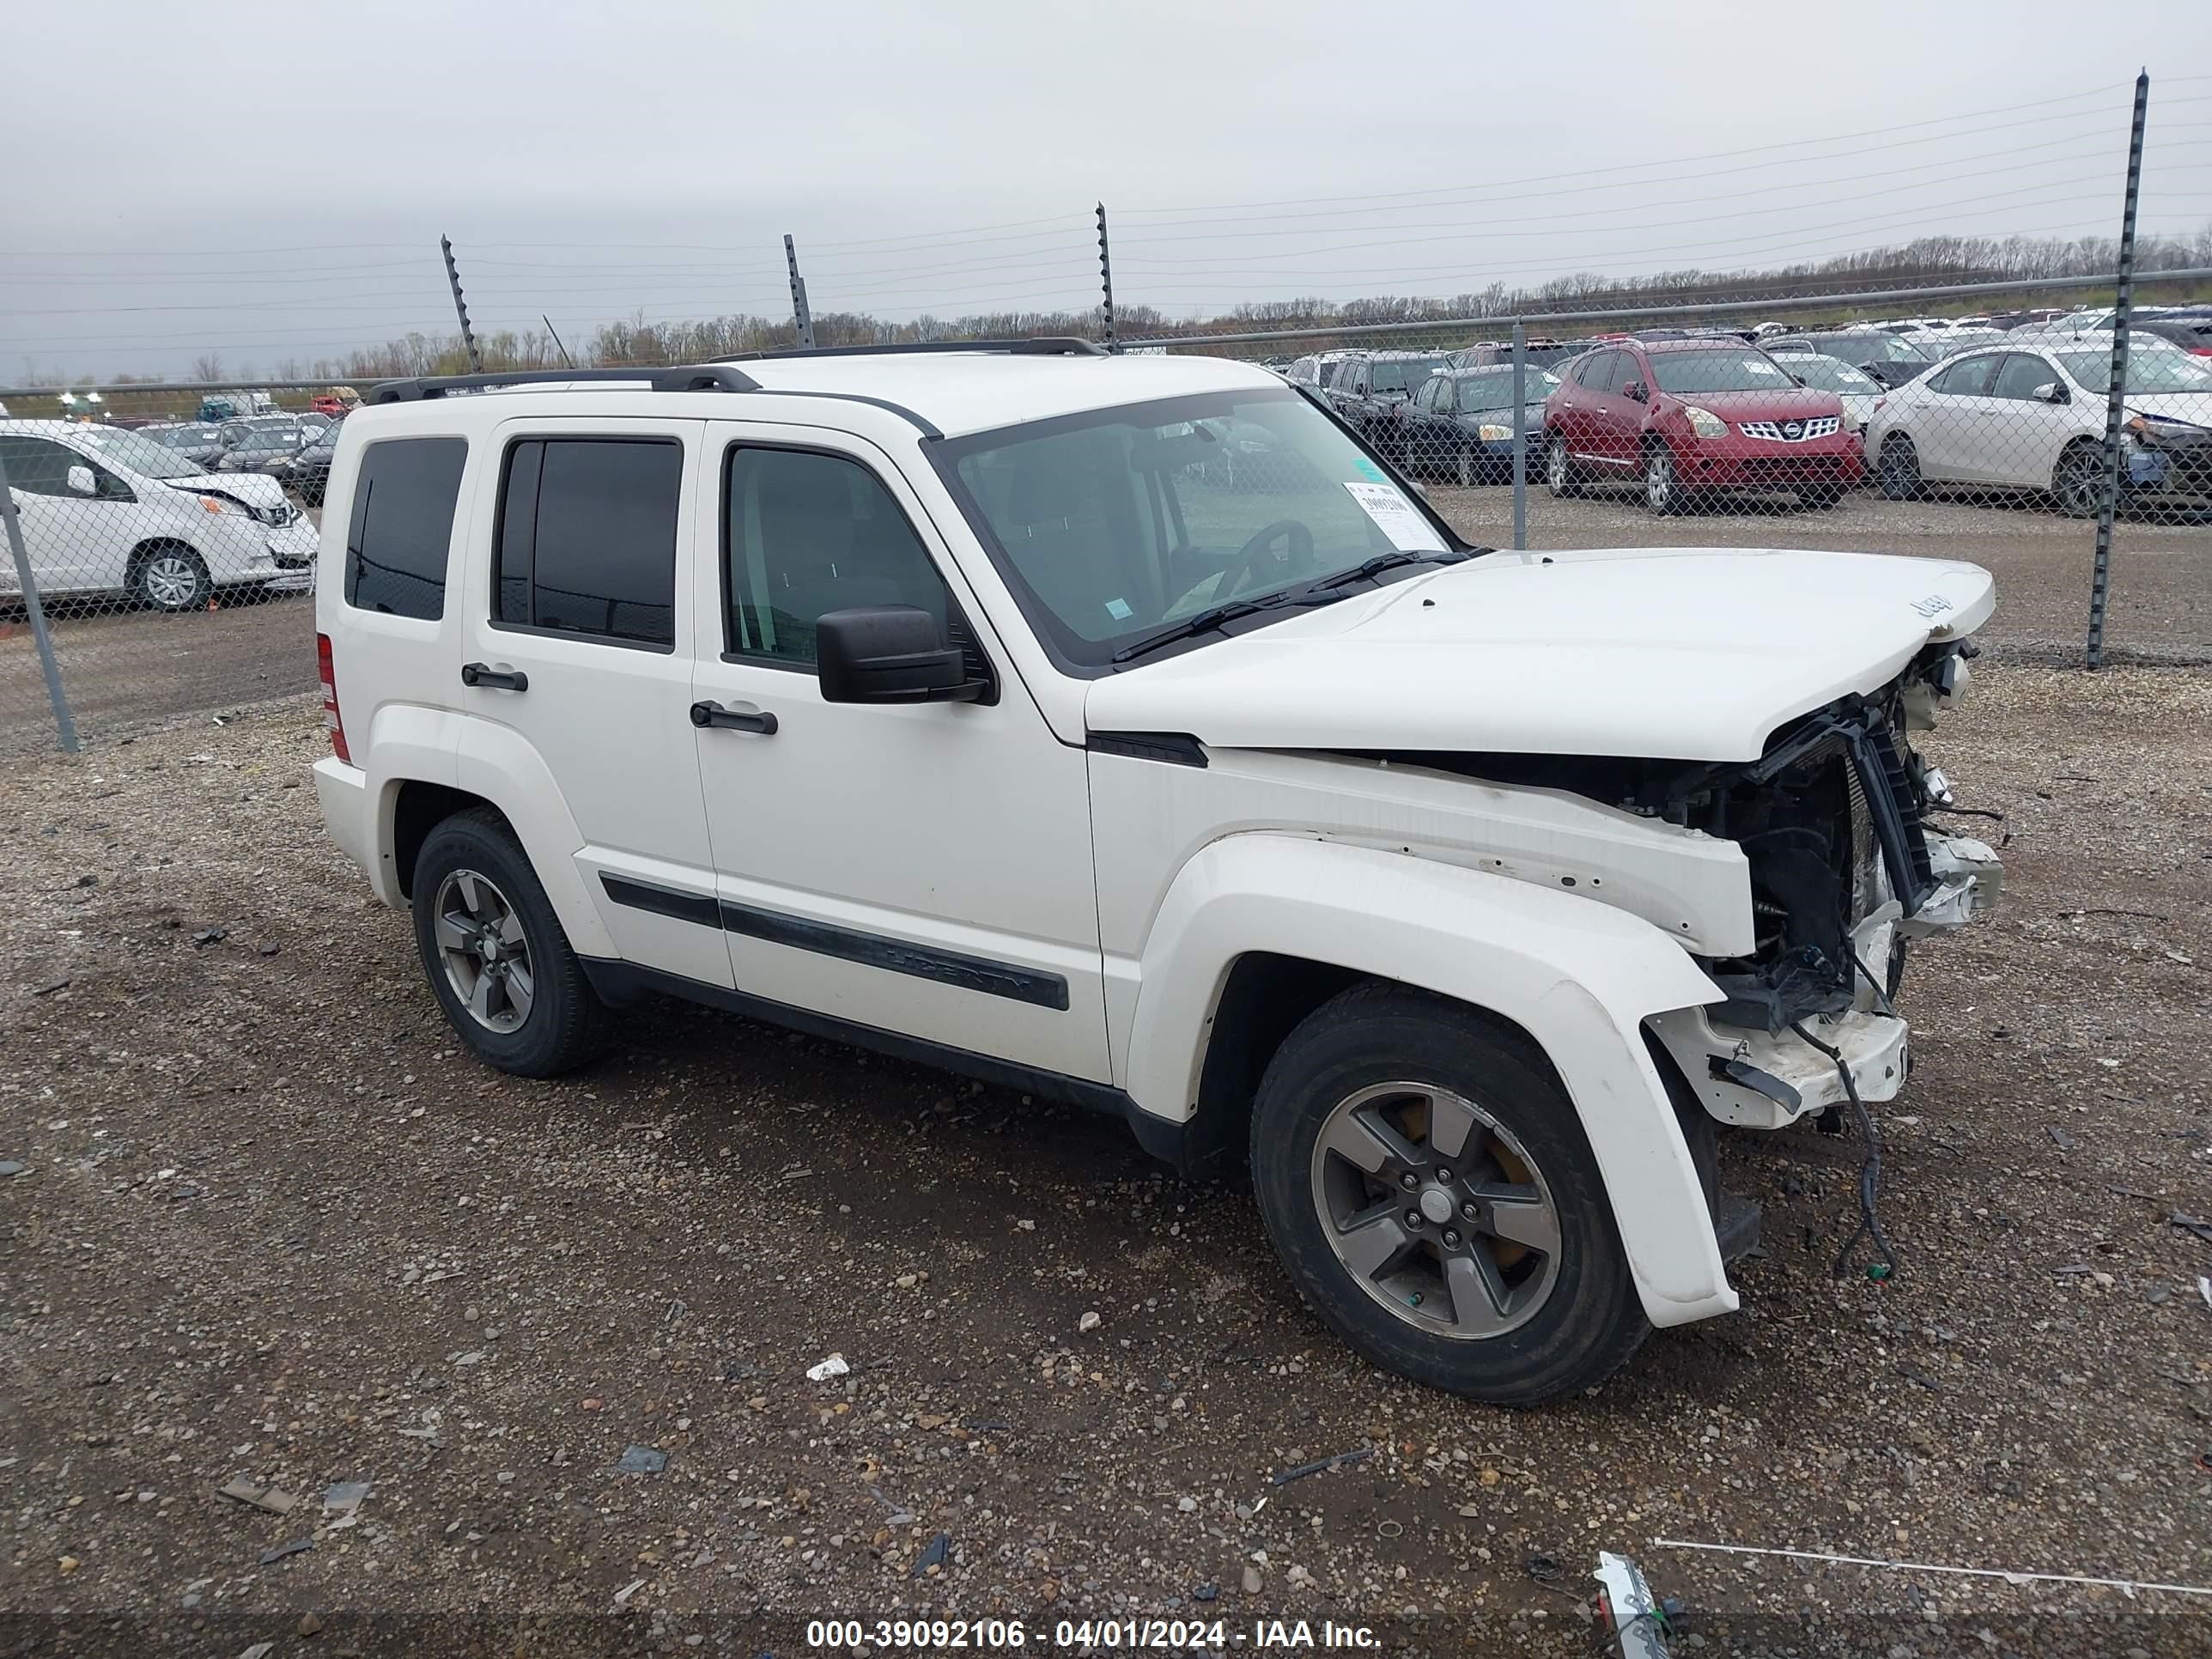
xmin=803 ymin=1618 xmax=1382 ymax=1650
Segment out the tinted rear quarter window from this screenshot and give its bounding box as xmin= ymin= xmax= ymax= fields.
xmin=495 ymin=438 xmax=681 ymax=647
xmin=344 ymin=437 xmax=468 ymax=621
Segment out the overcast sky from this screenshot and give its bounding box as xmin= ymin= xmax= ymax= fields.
xmin=3 ymin=0 xmax=2209 ymax=381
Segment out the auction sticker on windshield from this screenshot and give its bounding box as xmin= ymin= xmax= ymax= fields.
xmin=1342 ymin=482 xmax=1447 ymax=553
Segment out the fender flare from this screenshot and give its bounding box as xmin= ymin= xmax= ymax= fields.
xmin=1125 ymin=834 xmax=1734 ymax=1326
xmin=444 ymin=716 xmax=617 ymax=958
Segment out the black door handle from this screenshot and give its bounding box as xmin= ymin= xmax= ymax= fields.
xmin=461 ymin=662 xmax=528 ymax=691
xmin=690 ymin=701 xmax=777 ymax=735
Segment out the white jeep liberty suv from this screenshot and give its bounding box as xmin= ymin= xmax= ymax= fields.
xmin=313 ymin=341 xmax=2001 ymax=1406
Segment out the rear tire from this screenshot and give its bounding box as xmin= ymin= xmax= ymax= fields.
xmin=1249 ymin=981 xmax=1649 ymax=1406
xmin=410 ymin=809 xmax=614 ymax=1078
xmin=1544 ymin=433 xmax=1581 ymax=499
xmin=1877 ymin=434 xmax=1923 ymax=501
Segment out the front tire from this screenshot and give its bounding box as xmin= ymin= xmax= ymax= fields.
xmin=1643 ymin=444 xmax=1681 ymax=515
xmin=1801 ymin=483 xmax=1847 ymax=509
xmin=131 ymin=544 xmax=210 ymax=611
xmin=1544 ymin=433 xmax=1580 ymax=498
xmin=2052 ymin=441 xmax=2107 ymax=518
xmin=1249 ymin=982 xmax=1648 ymax=1406
xmin=410 ymin=809 xmax=613 ymax=1078
xmin=1877 ymin=434 xmax=1923 ymax=501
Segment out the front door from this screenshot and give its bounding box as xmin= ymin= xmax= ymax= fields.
xmin=0 ymin=434 xmax=141 ymax=599
xmin=689 ymin=422 xmax=1109 ymax=1083
xmin=453 ymin=416 xmax=735 ymax=990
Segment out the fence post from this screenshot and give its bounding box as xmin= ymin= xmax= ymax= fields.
xmin=1097 ymin=203 xmax=1117 ymax=353
xmin=440 ymin=236 xmax=484 ymax=374
xmin=785 ymin=235 xmax=816 ymax=350
xmin=2087 ymin=70 xmax=2148 ymax=671
xmin=0 ymin=447 xmax=80 ymax=754
xmin=1510 ymin=321 xmax=1528 ymax=551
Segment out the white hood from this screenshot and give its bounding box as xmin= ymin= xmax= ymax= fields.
xmin=167 ymin=471 xmax=289 ymax=510
xmin=1084 ymin=546 xmax=1995 ymax=763
xmin=2130 ymin=391 xmax=2212 ymax=426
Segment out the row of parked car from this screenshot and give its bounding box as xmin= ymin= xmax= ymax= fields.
xmin=136 ymin=410 xmax=347 ymax=506
xmin=0 ymin=414 xmax=325 ymax=613
xmin=1275 ymin=307 xmax=2212 ymax=516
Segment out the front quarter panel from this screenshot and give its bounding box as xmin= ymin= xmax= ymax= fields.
xmin=1126 ymin=834 xmax=1735 ymax=1327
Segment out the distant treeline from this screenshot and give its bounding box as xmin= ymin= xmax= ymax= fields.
xmin=38 ymin=226 xmax=2212 ymax=388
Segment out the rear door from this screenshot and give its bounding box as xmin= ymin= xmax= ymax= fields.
xmin=1915 ymin=353 xmax=2002 ymax=482
xmin=453 ymin=416 xmax=734 ymax=990
xmin=688 ymin=421 xmax=1109 ymax=1082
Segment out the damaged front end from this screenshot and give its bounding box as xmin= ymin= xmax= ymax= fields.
xmin=1643 ymin=640 xmax=2001 ymax=1128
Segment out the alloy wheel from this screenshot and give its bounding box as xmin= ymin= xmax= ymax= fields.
xmin=1644 ymin=447 xmax=1675 ymax=512
xmin=432 ymin=868 xmax=536 ymax=1033
xmin=1308 ymin=1080 xmax=1563 ymax=1340
xmin=143 ymin=553 xmax=205 ymax=610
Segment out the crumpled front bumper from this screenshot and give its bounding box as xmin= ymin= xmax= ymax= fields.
xmin=1654 ymin=828 xmax=2002 ymax=1130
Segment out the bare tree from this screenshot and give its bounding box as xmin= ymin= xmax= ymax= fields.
xmin=190 ymin=353 xmax=225 ymax=382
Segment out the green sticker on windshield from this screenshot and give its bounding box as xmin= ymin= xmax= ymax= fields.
xmin=1352 ymin=455 xmax=1387 ymax=482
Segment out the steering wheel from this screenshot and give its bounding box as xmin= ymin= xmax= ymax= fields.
xmin=1212 ymin=519 xmax=1316 ymax=602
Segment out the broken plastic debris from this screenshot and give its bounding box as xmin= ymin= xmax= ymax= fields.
xmin=217 ymin=1477 xmax=298 ymax=1515
xmin=805 ymin=1353 xmax=849 ymax=1382
xmin=612 ymin=1577 xmax=646 ymax=1607
xmin=1594 ymin=1551 xmax=1672 ymax=1659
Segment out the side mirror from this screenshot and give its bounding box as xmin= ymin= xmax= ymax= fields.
xmin=1624 ymin=380 xmax=1649 ymax=403
xmin=2034 ymin=381 xmax=2069 ymax=404
xmin=815 ymin=605 xmax=983 ymax=705
xmin=66 ymin=465 xmax=97 ymax=497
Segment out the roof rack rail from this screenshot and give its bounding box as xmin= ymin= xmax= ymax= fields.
xmin=365 ymin=364 xmax=761 ymax=405
xmin=714 ymin=337 xmax=1108 ymax=364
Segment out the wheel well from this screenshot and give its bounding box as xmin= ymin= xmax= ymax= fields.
xmin=391 ymin=781 xmax=504 ymax=901
xmin=129 ymin=537 xmax=202 ymax=571
xmin=1182 ymin=954 xmax=1365 ymax=1180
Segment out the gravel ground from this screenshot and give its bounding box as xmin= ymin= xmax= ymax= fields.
xmin=3 ymin=670 xmax=2210 ymax=1657
xmin=3 ymin=489 xmax=2203 ymax=762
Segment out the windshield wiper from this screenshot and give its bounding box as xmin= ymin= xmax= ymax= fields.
xmin=1291 ymin=549 xmax=1468 ymax=599
xmin=1109 ymin=592 xmax=1306 ymax=665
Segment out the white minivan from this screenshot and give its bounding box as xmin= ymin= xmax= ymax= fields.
xmin=311 ymin=346 xmax=2003 ymax=1405
xmin=0 ymin=421 xmax=318 ymax=610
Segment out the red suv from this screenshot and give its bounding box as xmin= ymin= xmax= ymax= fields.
xmin=1543 ymin=338 xmax=1863 ymax=513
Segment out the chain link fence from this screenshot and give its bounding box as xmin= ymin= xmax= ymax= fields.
xmin=1123 ymin=269 xmax=2212 ymax=672
xmin=0 ymin=381 xmax=337 ymax=757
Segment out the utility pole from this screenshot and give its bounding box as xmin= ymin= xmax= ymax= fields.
xmin=2086 ymin=70 xmax=2148 ymax=671
xmin=785 ymin=235 xmax=816 ymax=350
xmin=541 ymin=314 xmax=575 ymax=369
xmin=1097 ymin=203 xmax=1116 ymax=353
xmin=441 ymin=235 xmax=483 ymax=374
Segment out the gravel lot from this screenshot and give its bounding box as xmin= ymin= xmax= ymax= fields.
xmin=2 ymin=489 xmax=2203 ymax=761
xmin=3 ymin=664 xmax=2209 ymax=1656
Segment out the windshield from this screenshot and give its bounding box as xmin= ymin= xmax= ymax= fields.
xmin=1451 ymin=369 xmax=1559 ymax=409
xmin=70 ymin=426 xmax=200 ymax=478
xmin=152 ymin=424 xmax=220 ymax=446
xmin=2057 ymin=349 xmax=2212 ymax=395
xmin=1648 ymin=350 xmax=1796 ymax=394
xmin=1823 ymin=333 xmax=1934 ymax=366
xmin=1370 ymin=356 xmax=1445 ymax=394
xmin=940 ymin=388 xmax=1452 ymax=665
xmin=1781 ymin=356 xmax=1879 ymax=394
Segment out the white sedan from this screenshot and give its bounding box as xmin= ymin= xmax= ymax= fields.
xmin=1863 ymin=338 xmax=2212 ymax=515
xmin=1 ymin=421 xmax=318 ymax=610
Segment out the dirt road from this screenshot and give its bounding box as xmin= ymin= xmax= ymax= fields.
xmin=3 ymin=665 xmax=2209 ymax=1656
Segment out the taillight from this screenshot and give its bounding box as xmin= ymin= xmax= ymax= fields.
xmin=317 ymin=632 xmax=350 ymax=764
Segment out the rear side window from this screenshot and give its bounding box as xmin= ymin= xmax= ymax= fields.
xmin=344 ymin=437 xmax=467 ymax=621
xmin=495 ymin=438 xmax=681 ymax=648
